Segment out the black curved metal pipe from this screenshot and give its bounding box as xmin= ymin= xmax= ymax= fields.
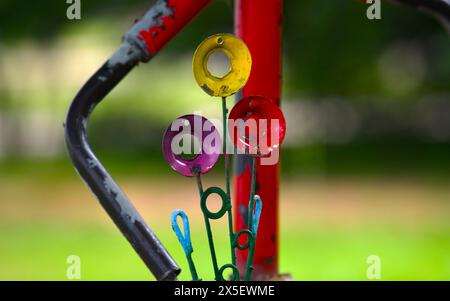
xmin=64 ymin=0 xmax=211 ymax=282
xmin=64 ymin=55 xmax=180 ymax=281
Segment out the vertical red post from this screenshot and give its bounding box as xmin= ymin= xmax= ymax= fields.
xmin=234 ymin=0 xmax=283 ymax=280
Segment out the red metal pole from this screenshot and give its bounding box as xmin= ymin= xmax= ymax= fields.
xmin=234 ymin=0 xmax=283 ymax=280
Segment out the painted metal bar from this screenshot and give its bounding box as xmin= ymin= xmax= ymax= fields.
xmin=64 ymin=0 xmax=211 ymax=281
xmin=234 ymin=0 xmax=283 ymax=280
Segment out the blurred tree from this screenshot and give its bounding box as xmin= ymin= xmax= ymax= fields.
xmin=0 ymin=0 xmax=448 ymax=100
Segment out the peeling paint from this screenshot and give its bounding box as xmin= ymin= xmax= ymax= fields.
xmin=108 ymin=0 xmax=210 ymax=67
xmin=234 ymin=154 xmax=253 ymax=176
xmin=134 ymin=0 xmax=176 ymax=54
xmin=103 ymin=176 xmax=144 ymax=225
xmin=81 ymin=117 xmax=88 ymax=132
xmin=107 ymin=0 xmax=174 ymax=66
xmin=201 ymin=84 xmax=214 ymax=96
xmin=263 ymin=256 xmax=274 ymax=265
xmin=239 ymin=203 xmax=248 ymax=227
xmin=108 ymin=43 xmax=142 ymax=67
xmin=88 ymin=103 xmax=96 ymax=115
xmin=87 ymin=158 xmax=98 ymax=169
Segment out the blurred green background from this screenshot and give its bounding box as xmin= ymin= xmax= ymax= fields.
xmin=0 ymin=0 xmax=449 ymax=280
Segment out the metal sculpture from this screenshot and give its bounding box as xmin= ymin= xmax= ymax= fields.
xmin=163 ymin=34 xmax=286 ymax=281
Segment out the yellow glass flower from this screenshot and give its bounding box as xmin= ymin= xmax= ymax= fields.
xmin=192 ymin=33 xmax=252 ymax=97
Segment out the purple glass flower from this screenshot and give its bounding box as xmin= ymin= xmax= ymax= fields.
xmin=162 ymin=114 xmax=222 ymax=177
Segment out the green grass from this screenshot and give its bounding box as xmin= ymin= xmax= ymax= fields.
xmin=282 ymin=225 xmax=450 ymax=280
xmin=1 ymin=221 xmax=449 ymax=280
xmin=1 ymin=158 xmax=450 ymax=281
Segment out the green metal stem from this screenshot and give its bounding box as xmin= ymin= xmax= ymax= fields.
xmin=195 ymin=172 xmax=221 ymax=280
xmin=195 ymin=171 xmax=204 ymax=196
xmin=222 ymin=97 xmax=236 ymax=266
xmin=186 ymin=253 xmax=199 ymax=281
xmin=245 ymin=156 xmax=257 ymax=280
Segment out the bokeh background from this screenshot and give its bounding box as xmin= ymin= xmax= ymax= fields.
xmin=0 ymin=0 xmax=449 ymax=280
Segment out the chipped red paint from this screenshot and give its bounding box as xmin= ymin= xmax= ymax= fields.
xmin=138 ymin=0 xmax=211 ymax=54
xmin=234 ymin=0 xmax=283 ymax=280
